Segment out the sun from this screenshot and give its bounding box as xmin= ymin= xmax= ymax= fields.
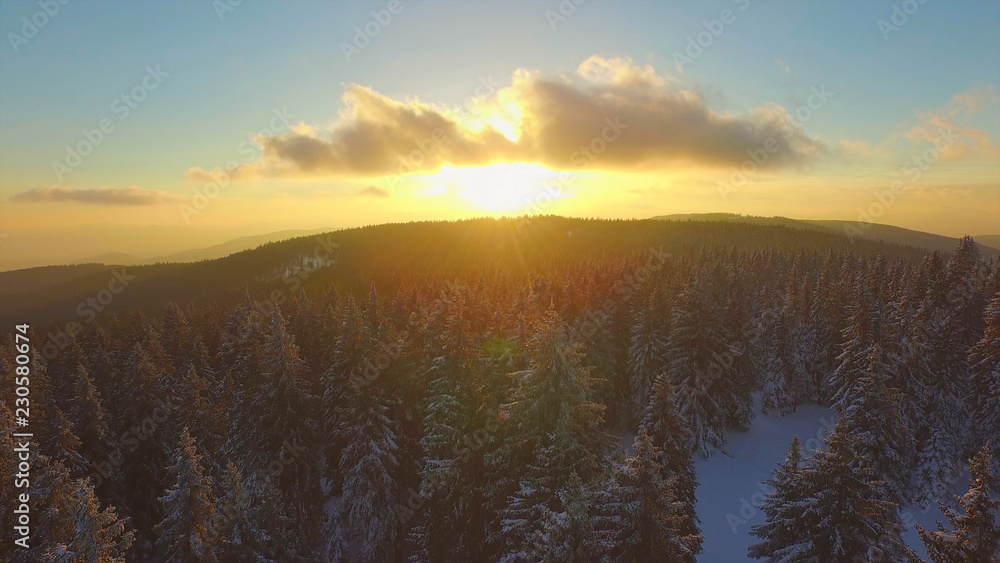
xmin=430 ymin=163 xmax=567 ymax=212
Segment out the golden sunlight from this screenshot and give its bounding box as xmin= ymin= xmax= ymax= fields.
xmin=431 ymin=163 xmax=567 ymax=212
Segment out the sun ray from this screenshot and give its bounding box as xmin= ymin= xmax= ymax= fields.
xmin=429 ymin=163 xmax=567 ymax=213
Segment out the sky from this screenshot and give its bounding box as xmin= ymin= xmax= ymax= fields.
xmin=1 ymin=0 xmax=998 ymax=248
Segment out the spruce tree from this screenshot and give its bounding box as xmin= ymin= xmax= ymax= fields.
xmin=627 ymin=290 xmax=669 ymax=418
xmin=11 ymin=457 xmax=76 ymax=562
xmin=830 ymin=284 xmax=882 ymax=410
xmin=760 ymin=306 xmax=797 ymax=415
xmin=45 ymin=407 xmax=87 ymax=476
xmin=667 ymin=272 xmax=744 ymax=456
xmin=69 ymin=364 xmax=108 ymax=463
xmin=47 ymin=472 xmax=134 ymax=562
xmin=529 ymin=471 xmax=601 ymax=562
xmin=749 ymin=426 xmax=906 ymax=561
xmin=613 ymin=430 xmax=702 ymax=562
xmin=641 ymin=372 xmax=699 ymax=541
xmin=216 ymin=463 xmax=306 ymax=561
xmin=502 ymin=306 xmax=608 ymax=480
xmin=154 ymin=427 xmax=220 ymax=562
xmin=335 ymin=314 xmax=401 ymax=561
xmin=913 ymin=265 xmax=971 ymax=505
xmin=837 ymin=345 xmax=913 ymax=505
xmin=969 ymin=293 xmax=1000 ymax=448
xmin=916 ymin=445 xmax=1000 ymax=562
xmin=748 ymin=436 xmax=805 ymax=561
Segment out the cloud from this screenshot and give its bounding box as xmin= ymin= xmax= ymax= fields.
xmin=184 ymin=165 xmax=258 ymax=185
xmin=949 ymin=86 xmax=999 ymax=115
xmin=357 ymin=185 xmax=390 ymax=198
xmin=903 ymin=86 xmax=999 ymax=161
xmin=191 ymin=56 xmax=825 ymax=181
xmin=775 ymin=58 xmax=792 ymax=77
xmin=10 ymin=186 xmax=175 ymax=205
xmin=837 ymin=86 xmax=999 ymax=164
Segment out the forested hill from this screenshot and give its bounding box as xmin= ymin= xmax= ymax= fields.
xmin=654 ymin=213 xmax=1000 ymax=255
xmin=0 ymin=216 xmax=975 ymax=329
xmin=2 ymin=215 xmax=997 ymax=561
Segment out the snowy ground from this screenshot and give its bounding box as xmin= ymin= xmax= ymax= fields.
xmin=691 ymin=402 xmax=969 ymax=562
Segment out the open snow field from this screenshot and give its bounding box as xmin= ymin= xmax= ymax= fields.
xmin=692 ymin=403 xmax=969 ymax=562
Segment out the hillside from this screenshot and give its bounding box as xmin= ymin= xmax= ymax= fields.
xmin=65 ymin=229 xmax=333 ymax=267
xmin=0 ymin=216 xmax=976 ymax=330
xmin=654 ymin=213 xmax=1000 ymax=255
xmin=976 ymin=234 xmax=1000 ymax=250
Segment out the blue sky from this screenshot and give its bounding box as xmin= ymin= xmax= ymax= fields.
xmin=1 ymin=0 xmax=997 ymax=237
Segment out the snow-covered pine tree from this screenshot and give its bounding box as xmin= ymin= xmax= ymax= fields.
xmin=260 ymin=310 xmax=318 ymax=494
xmin=791 ymin=262 xmax=823 ymax=403
xmin=216 ymin=462 xmax=306 ymax=561
xmin=45 ymin=406 xmax=87 ymax=476
xmin=969 ymin=292 xmax=1000 ymax=451
xmin=154 ymin=427 xmax=220 ymax=562
xmin=217 ymin=302 xmax=267 ymax=386
xmin=913 ymin=254 xmax=972 ymax=505
xmin=750 ymin=426 xmax=906 ymax=561
xmin=915 ymin=445 xmax=1000 ymax=562
xmin=111 ymin=342 xmax=173 ymax=557
xmin=498 ymin=440 xmax=561 ymax=563
xmin=162 ymin=301 xmax=194 ymax=375
xmin=748 ymin=436 xmax=805 ymax=561
xmin=627 ymin=290 xmax=669 ymax=419
xmin=48 ymin=471 xmax=134 ymax=562
xmin=334 ymin=301 xmax=401 ymax=561
xmin=641 ymin=372 xmax=699 ymax=542
xmin=415 ymin=291 xmax=481 ymax=561
xmin=503 ymin=306 xmax=608 ymax=478
xmin=722 ymin=288 xmax=756 ymax=430
xmin=885 ymin=286 xmax=929 ymax=439
xmin=493 ymin=306 xmax=609 ymax=561
xmin=10 ymin=456 xmax=75 ymax=562
xmin=223 ymin=307 xmax=319 ymax=540
xmin=945 ymin=235 xmax=986 ymax=350
xmin=176 ymin=363 xmax=216 ymax=452
xmin=759 ymin=304 xmax=797 ymax=415
xmin=809 ymin=256 xmax=844 ymax=403
xmin=830 ymin=283 xmax=882 ymax=411
xmin=47 ymin=337 xmax=86 ymax=406
xmin=528 ymin=471 xmax=601 ymax=562
xmin=613 ymin=429 xmax=702 ymax=562
xmin=667 ymin=271 xmax=742 ymax=456
xmin=321 ymin=297 xmax=361 ymax=456
xmin=338 ymin=383 xmax=400 ymax=560
xmin=323 ymin=508 xmax=349 ymax=563
xmin=69 ymin=363 xmax=107 ymax=462
xmin=498 ymin=424 xmax=606 ymax=563
xmin=836 ymin=345 xmax=914 ymax=505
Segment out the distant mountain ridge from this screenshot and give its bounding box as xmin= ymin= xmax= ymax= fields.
xmin=975 ymin=234 xmax=1000 ymax=250
xmin=652 ymin=213 xmax=1000 ymax=255
xmin=72 ymin=228 xmax=332 ymax=266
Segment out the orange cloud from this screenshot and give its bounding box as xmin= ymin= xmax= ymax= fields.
xmin=189 ymin=56 xmax=826 ymax=182
xmin=10 ymin=186 xmax=176 ymax=205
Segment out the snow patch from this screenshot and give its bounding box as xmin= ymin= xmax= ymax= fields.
xmin=693 ymin=403 xmax=965 ymax=561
